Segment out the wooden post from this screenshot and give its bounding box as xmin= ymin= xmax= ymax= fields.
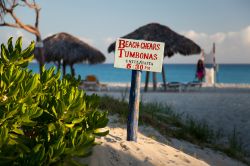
xmin=63 ymin=61 xmax=66 ymax=76
xmin=153 ymin=72 xmax=157 ymax=91
xmin=144 ymin=71 xmax=150 ymax=92
xmin=35 ymin=37 xmax=45 ymax=75
xmin=57 ymin=60 xmax=61 ymax=72
xmin=70 ymin=64 xmax=75 ymax=77
xmin=162 ymin=65 xmax=167 ymax=91
xmin=127 ymin=70 xmax=141 ymax=142
xmin=37 ymin=47 xmax=44 ymax=74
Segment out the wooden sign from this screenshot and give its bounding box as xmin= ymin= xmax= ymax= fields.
xmin=114 ymin=38 xmax=165 ymax=72
xmin=114 ymin=38 xmax=164 ymax=142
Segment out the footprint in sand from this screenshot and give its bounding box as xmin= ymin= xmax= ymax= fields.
xmin=109 ymin=133 xmax=122 ymax=141
xmin=105 ymin=137 xmax=117 ymax=143
xmin=120 ymin=142 xmax=130 ymax=151
xmin=179 ymin=155 xmax=191 ymax=163
xmin=144 ymin=156 xmax=152 ymax=162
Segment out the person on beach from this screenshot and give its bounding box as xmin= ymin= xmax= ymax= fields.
xmin=196 ymin=59 xmax=205 ymax=82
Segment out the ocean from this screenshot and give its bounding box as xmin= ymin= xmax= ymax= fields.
xmin=28 ymin=63 xmax=250 ymax=84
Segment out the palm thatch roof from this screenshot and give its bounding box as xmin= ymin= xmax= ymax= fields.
xmin=108 ymin=23 xmax=202 ymax=92
xmin=35 ymin=32 xmax=105 ymax=65
xmin=108 ymin=23 xmax=201 ymax=57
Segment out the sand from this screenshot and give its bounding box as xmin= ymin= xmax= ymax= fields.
xmin=79 ymin=115 xmax=246 ymax=166
xmin=82 ymin=83 xmax=250 ymax=165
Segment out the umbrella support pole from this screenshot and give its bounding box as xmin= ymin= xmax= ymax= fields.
xmin=70 ymin=64 xmax=75 ymax=77
xmin=127 ymin=70 xmax=141 ymax=142
xmin=63 ymin=61 xmax=66 ymax=76
xmin=144 ymin=71 xmax=150 ymax=92
xmin=57 ymin=60 xmax=61 ymax=71
xmin=162 ymin=65 xmax=167 ymax=91
xmin=153 ymin=72 xmax=157 ymax=91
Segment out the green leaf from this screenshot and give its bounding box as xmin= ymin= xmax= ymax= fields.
xmin=15 ymin=36 xmax=22 ymax=53
xmin=65 ymin=123 xmax=75 ymax=128
xmin=21 ymin=117 xmax=37 ymax=126
xmin=33 ymin=144 xmax=42 ymax=153
xmin=51 ymin=106 xmax=58 ymax=118
xmin=70 ymin=99 xmax=83 ymax=111
xmin=0 ymin=127 xmax=9 ymax=146
xmin=1 ymin=44 xmax=10 ymax=63
xmin=8 ymin=85 xmax=19 ymax=98
xmin=18 ymin=95 xmax=32 ymax=104
xmin=94 ymin=113 xmax=109 ymax=128
xmin=48 ymin=146 xmax=54 ymax=158
xmin=15 ymin=54 xmax=34 ymax=66
xmin=93 ymin=129 xmax=109 ymax=136
xmin=16 ymin=142 xmax=31 ymax=153
xmin=71 ymin=126 xmax=82 ymax=146
xmin=20 ymin=41 xmax=35 ymax=58
xmin=0 ymin=63 xmax=4 ymax=75
xmin=25 ymin=74 xmax=39 ymax=94
xmin=16 ymin=70 xmax=25 ymax=82
xmin=5 ymin=106 xmax=19 ymax=119
xmin=36 ymin=146 xmax=45 ymax=162
xmin=18 ymin=61 xmax=29 ymax=68
xmin=12 ymin=128 xmax=24 ymax=135
xmin=31 ymin=109 xmax=43 ymax=119
xmin=54 ymin=142 xmax=66 ymax=157
xmin=58 ymin=99 xmax=66 ymax=113
xmin=72 ymin=117 xmax=84 ymax=124
xmin=7 ymin=37 xmax=13 ymax=53
xmin=48 ymin=123 xmax=56 ymax=132
xmin=54 ymin=71 xmax=61 ymax=81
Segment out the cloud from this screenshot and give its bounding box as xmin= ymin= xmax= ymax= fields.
xmin=210 ymin=32 xmax=226 ymax=43
xmin=183 ymin=30 xmax=208 ymax=41
xmin=242 ymin=26 xmax=250 ymax=45
xmin=103 ymin=37 xmax=115 ymax=45
xmin=2 ymin=26 xmax=249 ymax=64
xmin=180 ymin=26 xmax=250 ymax=63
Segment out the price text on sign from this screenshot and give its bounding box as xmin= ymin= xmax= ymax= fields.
xmin=114 ymin=38 xmax=165 ymax=72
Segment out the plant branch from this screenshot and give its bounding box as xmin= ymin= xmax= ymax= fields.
xmin=21 ymin=0 xmax=38 ymax=9
xmin=0 ymin=0 xmax=41 ymax=36
xmin=10 ymin=10 xmax=39 ymax=35
xmin=0 ymin=22 xmax=19 ymax=28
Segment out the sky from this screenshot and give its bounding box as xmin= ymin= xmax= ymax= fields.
xmin=0 ymin=0 xmax=250 ymax=64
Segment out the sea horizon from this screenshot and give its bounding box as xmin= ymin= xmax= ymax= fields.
xmin=30 ymin=61 xmax=250 ymax=65
xmin=28 ymin=63 xmax=250 ymax=84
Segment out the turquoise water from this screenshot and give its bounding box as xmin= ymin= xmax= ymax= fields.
xmin=28 ymin=63 xmax=250 ymax=84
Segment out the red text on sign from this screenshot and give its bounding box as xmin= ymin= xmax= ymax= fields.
xmin=118 ymin=39 xmax=161 ymax=50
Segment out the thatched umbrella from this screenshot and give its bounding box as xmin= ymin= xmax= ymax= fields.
xmin=35 ymin=32 xmax=105 ymax=76
xmin=108 ymin=23 xmax=201 ymax=91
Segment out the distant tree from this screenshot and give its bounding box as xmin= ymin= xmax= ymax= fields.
xmin=0 ymin=0 xmax=44 ymax=73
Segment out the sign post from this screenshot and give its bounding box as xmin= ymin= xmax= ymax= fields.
xmin=114 ymin=38 xmax=165 ymax=142
xmin=127 ymin=69 xmax=141 ymax=141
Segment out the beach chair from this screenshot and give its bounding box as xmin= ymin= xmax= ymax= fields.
xmin=185 ymin=81 xmax=202 ymax=91
xmin=165 ymin=82 xmax=186 ymax=92
xmin=80 ymin=75 xmax=108 ymax=91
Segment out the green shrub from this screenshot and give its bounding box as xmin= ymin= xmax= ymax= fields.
xmin=0 ymin=37 xmax=108 ymax=166
xmin=225 ymin=127 xmax=245 ymax=158
xmin=182 ymin=116 xmax=214 ymax=143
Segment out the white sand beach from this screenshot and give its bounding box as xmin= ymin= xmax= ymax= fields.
xmin=83 ymin=82 xmax=250 ymax=165
xmin=80 ymin=115 xmax=246 ymax=166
